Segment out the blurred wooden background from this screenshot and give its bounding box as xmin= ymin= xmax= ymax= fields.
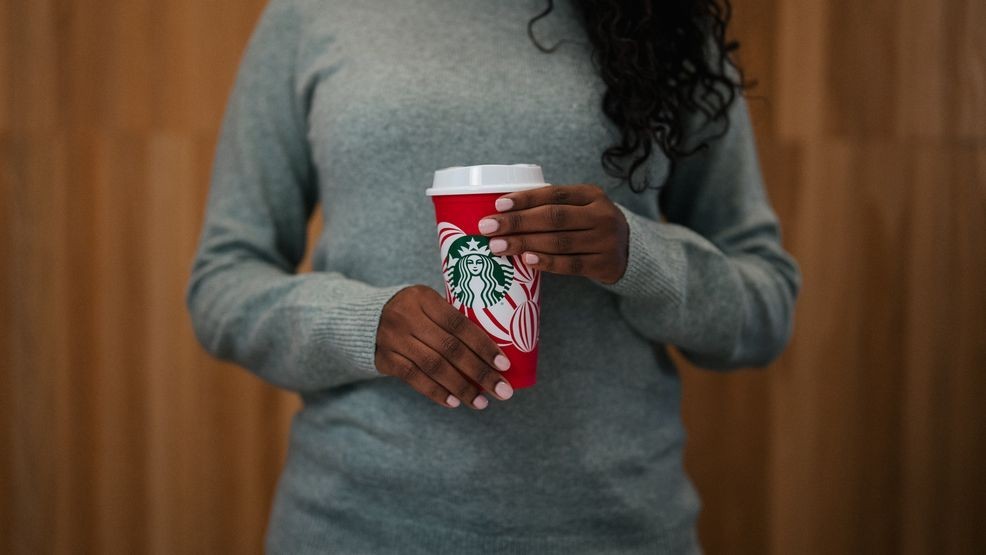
xmin=2 ymin=0 xmax=983 ymax=553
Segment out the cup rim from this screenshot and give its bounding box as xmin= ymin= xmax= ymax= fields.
xmin=425 ymin=181 xmax=550 ymax=196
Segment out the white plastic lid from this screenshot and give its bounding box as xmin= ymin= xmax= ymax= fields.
xmin=426 ymin=164 xmax=549 ymax=196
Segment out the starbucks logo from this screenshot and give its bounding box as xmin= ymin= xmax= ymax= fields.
xmin=443 ymin=236 xmax=514 ymax=308
xmin=437 ymin=221 xmax=540 ymax=352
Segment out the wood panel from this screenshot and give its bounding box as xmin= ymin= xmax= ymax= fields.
xmin=2 ymin=0 xmax=984 ymax=553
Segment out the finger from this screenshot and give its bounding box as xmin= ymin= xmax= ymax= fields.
xmin=479 ymin=204 xmax=596 ymax=236
xmin=380 ymin=349 xmax=462 ymax=409
xmin=519 ymin=251 xmax=611 ymax=278
xmin=417 ymin=306 xmax=514 ymax=401
xmin=421 ymin=293 xmax=513 ymax=375
xmin=487 ymin=229 xmax=605 ymax=257
xmin=494 ymin=184 xmax=600 ymax=212
xmin=405 ymin=335 xmax=491 ymax=410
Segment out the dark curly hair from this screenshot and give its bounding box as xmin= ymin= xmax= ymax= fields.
xmin=527 ymin=0 xmax=753 ymax=193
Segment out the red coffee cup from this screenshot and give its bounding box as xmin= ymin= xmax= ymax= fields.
xmin=425 ymin=164 xmax=549 ymax=389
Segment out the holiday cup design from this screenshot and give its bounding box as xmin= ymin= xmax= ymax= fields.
xmin=438 ymin=223 xmax=541 ymax=353
xmin=426 ymin=164 xmax=549 ymax=389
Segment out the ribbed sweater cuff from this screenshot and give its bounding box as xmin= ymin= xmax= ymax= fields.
xmin=311 ymin=282 xmax=416 ymax=378
xmin=593 ymin=203 xmax=687 ymax=306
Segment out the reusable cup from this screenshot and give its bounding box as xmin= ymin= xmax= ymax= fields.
xmin=425 ymin=164 xmax=549 ymax=389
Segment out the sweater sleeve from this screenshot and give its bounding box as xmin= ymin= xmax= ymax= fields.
xmin=185 ymin=0 xmax=413 ymax=392
xmin=592 ymin=93 xmax=801 ymax=370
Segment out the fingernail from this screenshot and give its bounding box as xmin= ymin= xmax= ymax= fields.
xmin=495 ymin=198 xmax=514 ymax=211
xmin=489 ymin=238 xmax=507 ymax=253
xmin=473 ymin=395 xmax=489 ymax=409
xmin=523 ymin=252 xmax=539 ymax=264
xmin=495 ymin=381 xmax=513 ymax=400
xmin=446 ymin=394 xmax=460 ymax=408
xmin=478 ymin=218 xmax=498 ymax=234
xmin=494 ymin=354 xmax=511 ymax=371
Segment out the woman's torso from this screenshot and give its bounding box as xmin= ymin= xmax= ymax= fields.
xmin=267 ymin=0 xmax=700 ymax=552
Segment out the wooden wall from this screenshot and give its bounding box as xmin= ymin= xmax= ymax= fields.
xmin=2 ymin=0 xmax=983 ymax=553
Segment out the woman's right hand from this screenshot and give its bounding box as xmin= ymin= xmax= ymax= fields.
xmin=374 ymin=285 xmax=514 ymax=409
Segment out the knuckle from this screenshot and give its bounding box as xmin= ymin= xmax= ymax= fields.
xmin=401 ymin=286 xmax=430 ymax=309
xmin=398 ymin=363 xmax=418 ymax=382
xmin=474 ymin=364 xmax=494 ymax=386
xmin=406 ymin=284 xmax=429 ymax=298
xmin=420 ymin=355 xmax=443 ymax=377
xmin=454 ymin=381 xmax=476 ymax=400
xmin=547 ymin=205 xmax=567 ymax=228
xmin=384 ymin=309 xmax=405 ymax=327
xmin=375 ymin=322 xmax=394 ymax=344
xmin=439 ymin=334 xmax=462 ymax=357
xmin=554 ymin=233 xmax=573 ymax=252
xmin=508 ymin=213 xmax=523 ymax=231
xmin=444 ymin=310 xmax=467 ymax=334
xmin=551 ymin=187 xmax=570 ymax=203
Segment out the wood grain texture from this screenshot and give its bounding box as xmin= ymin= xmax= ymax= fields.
xmin=2 ymin=0 xmax=983 ymax=553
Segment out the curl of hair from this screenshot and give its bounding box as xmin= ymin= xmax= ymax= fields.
xmin=527 ymin=0 xmax=755 ymax=193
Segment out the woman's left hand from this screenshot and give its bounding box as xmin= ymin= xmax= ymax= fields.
xmin=477 ymin=184 xmax=629 ymax=285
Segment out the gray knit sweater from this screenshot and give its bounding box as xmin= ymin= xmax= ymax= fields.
xmin=185 ymin=0 xmax=801 ymax=552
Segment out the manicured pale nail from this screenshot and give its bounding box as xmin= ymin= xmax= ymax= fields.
xmin=494 ymin=354 xmax=511 ymax=371
xmin=489 ymin=238 xmax=507 ymax=253
xmin=446 ymin=394 xmax=460 ymax=408
xmin=495 ymin=381 xmax=513 ymax=400
xmin=523 ymin=252 xmax=539 ymax=264
xmin=478 ymin=219 xmax=498 ymax=234
xmin=473 ymin=395 xmax=489 ymax=409
xmin=495 ymin=198 xmax=514 ymax=211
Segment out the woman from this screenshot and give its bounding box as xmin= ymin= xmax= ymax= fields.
xmin=186 ymin=0 xmax=800 ymax=552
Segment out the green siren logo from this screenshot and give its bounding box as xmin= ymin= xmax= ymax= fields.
xmin=437 ymin=221 xmax=540 ymax=353
xmin=443 ymin=235 xmax=514 ymax=308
